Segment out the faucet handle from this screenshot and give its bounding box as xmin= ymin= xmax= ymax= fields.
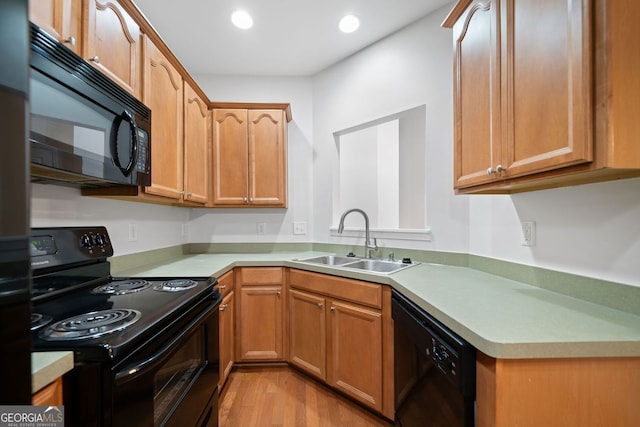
xmin=369 ymin=237 xmax=378 ymax=249
xmin=388 ymin=252 xmax=395 ymax=261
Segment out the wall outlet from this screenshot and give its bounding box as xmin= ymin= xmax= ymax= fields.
xmin=521 ymin=221 xmax=536 ymax=247
xmin=257 ymin=222 xmax=266 ymax=235
xmin=128 ymin=223 xmax=137 ymax=242
xmin=293 ymin=221 xmax=307 ymax=235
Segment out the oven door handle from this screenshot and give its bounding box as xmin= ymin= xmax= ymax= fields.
xmin=114 ymin=298 xmax=217 ymax=386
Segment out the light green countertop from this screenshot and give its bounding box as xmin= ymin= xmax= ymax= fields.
xmin=32 ymin=351 xmax=74 ymax=393
xmin=112 ymin=251 xmax=640 ymax=360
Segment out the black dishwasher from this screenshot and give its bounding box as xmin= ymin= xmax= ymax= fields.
xmin=392 ymin=289 xmax=475 ymax=427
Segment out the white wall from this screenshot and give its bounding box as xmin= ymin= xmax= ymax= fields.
xmin=312 ymin=4 xmax=470 ymax=254
xmin=31 ymin=183 xmax=188 ymax=256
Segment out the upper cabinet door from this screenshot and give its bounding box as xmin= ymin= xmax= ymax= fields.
xmin=445 ymin=0 xmax=600 ymax=193
xmin=212 ymin=109 xmax=249 ymax=205
xmin=84 ymin=0 xmax=141 ymax=97
xmin=143 ymin=37 xmax=184 ymax=200
xmin=502 ymin=0 xmax=592 ymax=178
xmin=183 ymin=82 xmax=210 ymax=205
xmin=248 ymin=110 xmax=287 ymax=207
xmin=451 ymin=0 xmax=501 ymax=188
xmin=30 ymin=0 xmax=82 ymax=54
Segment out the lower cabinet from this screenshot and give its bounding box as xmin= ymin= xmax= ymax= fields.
xmin=236 ymin=267 xmax=285 ymax=362
xmin=288 ymin=269 xmax=394 ymax=419
xmin=32 ymin=377 xmax=63 ymax=406
xmin=217 ymin=270 xmax=235 ymax=391
xmin=289 ymin=289 xmax=326 ymax=379
xmin=476 ymin=352 xmax=640 ymax=427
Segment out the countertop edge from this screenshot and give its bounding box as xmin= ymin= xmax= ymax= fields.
xmin=32 ymin=351 xmax=74 ymax=394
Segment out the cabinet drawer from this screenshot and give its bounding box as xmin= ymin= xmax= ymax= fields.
xmin=216 ymin=270 xmax=234 ymax=297
xmin=239 ymin=267 xmax=283 ymax=285
xmin=289 ymin=269 xmax=382 ymax=309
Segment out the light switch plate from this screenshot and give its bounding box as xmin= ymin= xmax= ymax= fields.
xmin=293 ymin=221 xmax=307 ymax=235
xmin=521 ymin=221 xmax=536 ymax=246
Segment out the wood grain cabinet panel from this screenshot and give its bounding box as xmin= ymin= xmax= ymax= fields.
xmin=289 ymin=289 xmax=327 ymax=380
xmin=444 ymin=0 xmax=640 ymax=193
xmin=217 ymin=271 xmax=235 ymax=391
xmin=212 ymin=108 xmax=288 ymax=207
xmin=183 ymin=82 xmax=210 ymax=205
xmin=288 ymin=269 xmax=394 ymax=420
xmin=142 ymin=37 xmax=184 ymax=201
xmin=236 ymin=268 xmax=285 ymax=361
xmin=476 ymin=352 xmax=640 ymax=427
xmin=84 ymin=0 xmax=141 ymax=97
xmin=327 ymin=299 xmax=383 ymax=413
xmin=32 ymin=377 xmax=63 ymax=406
xmin=30 ymin=0 xmax=82 ymax=54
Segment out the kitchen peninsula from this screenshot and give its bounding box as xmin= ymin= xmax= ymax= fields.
xmin=111 ymin=247 xmax=640 ymax=427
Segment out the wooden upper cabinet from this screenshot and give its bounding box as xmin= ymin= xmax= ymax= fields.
xmin=450 ymin=0 xmax=501 ymax=189
xmin=211 ymin=109 xmax=249 ymax=205
xmin=84 ymin=0 xmax=141 ymax=97
xmin=502 ymin=0 xmax=592 ymax=178
xmin=142 ymin=37 xmax=184 ymax=200
xmin=30 ymin=0 xmax=83 ymax=55
xmin=183 ymin=82 xmax=210 ymax=205
xmin=249 ymin=110 xmax=287 ymax=206
xmin=443 ymin=0 xmax=640 ymax=194
xmin=211 ymin=106 xmax=288 ymax=208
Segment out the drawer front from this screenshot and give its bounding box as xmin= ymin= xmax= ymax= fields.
xmin=240 ymin=267 xmax=283 ymax=285
xmin=289 ymin=269 xmax=382 ymax=309
xmin=216 ymin=270 xmax=234 ymax=297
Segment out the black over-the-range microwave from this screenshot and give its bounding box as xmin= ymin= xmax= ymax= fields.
xmin=29 ymin=23 xmax=151 ymax=187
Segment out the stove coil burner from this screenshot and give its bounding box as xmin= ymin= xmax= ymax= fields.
xmin=153 ymin=279 xmax=199 ymax=292
xmin=30 ymin=313 xmax=52 ymax=331
xmin=40 ymin=309 xmax=142 ymax=341
xmin=93 ymin=279 xmax=151 ymax=295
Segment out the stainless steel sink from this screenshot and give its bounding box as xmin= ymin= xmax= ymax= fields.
xmin=296 ymin=255 xmax=360 ymax=266
xmin=295 ymin=255 xmax=418 ymax=274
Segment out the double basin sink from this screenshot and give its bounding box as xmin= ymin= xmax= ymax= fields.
xmin=294 ymin=254 xmax=418 ymax=275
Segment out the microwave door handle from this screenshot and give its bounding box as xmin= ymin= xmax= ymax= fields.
xmin=110 ymin=110 xmax=139 ymax=176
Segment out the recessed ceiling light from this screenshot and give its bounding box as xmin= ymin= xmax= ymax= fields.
xmin=339 ymin=14 xmax=360 ymax=33
xmin=231 ymin=10 xmax=253 ymax=30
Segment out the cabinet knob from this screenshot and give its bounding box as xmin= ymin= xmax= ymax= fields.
xmin=330 ymin=306 xmax=335 ymax=312
xmin=64 ymin=36 xmax=76 ymax=46
xmin=91 ymin=55 xmax=100 ymax=64
xmin=219 ymin=285 xmax=227 ymax=290
xmin=248 ymin=197 xmax=253 ymax=202
xmin=317 ymin=303 xmax=323 ymax=309
xmin=243 ymin=197 xmax=248 ymax=203
xmin=486 ymin=165 xmax=506 ymax=175
xmin=219 ymin=304 xmax=228 ymax=311
xmin=276 ymin=291 xmax=281 ymax=297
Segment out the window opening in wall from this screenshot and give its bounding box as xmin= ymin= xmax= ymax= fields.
xmin=333 ymin=105 xmax=430 ymax=241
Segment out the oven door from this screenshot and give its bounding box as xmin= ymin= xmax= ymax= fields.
xmin=111 ymin=297 xmax=220 ymax=427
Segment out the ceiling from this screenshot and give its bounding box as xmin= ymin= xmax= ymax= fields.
xmin=132 ymin=0 xmax=452 ymax=77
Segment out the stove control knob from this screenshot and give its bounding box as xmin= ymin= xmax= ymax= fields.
xmin=95 ymin=234 xmax=106 ymax=246
xmin=80 ymin=234 xmax=92 ymax=248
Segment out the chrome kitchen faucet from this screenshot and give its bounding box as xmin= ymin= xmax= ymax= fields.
xmin=337 ymin=208 xmax=378 ymax=258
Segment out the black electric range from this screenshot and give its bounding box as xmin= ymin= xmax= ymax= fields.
xmin=30 ymin=226 xmax=221 ymax=427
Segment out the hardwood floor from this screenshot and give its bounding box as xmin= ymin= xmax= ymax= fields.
xmin=219 ymin=366 xmax=393 ymax=427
